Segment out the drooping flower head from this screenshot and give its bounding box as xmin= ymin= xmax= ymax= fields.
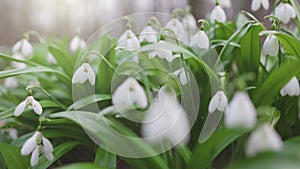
xmin=164 ymin=17 xmax=188 ymax=45
xmin=280 ymin=76 xmax=300 ymax=96
xmin=172 ymin=67 xmax=189 ymax=85
xmin=262 ymin=34 xmax=279 ymax=57
xmin=245 ymin=123 xmax=283 ymax=156
xmin=139 ymin=24 xmax=157 ymax=43
xmin=274 ymin=2 xmax=296 ymax=24
xmin=210 ymin=5 xmax=226 ymax=23
xmin=12 ymin=39 xmax=33 ymax=58
xmin=14 ymin=95 xmax=42 ymax=117
xmin=21 ymin=131 xmax=54 ymax=167
xmin=190 ymin=30 xmax=210 ymax=49
xmin=208 ymin=90 xmax=228 ymax=113
xmin=69 ymin=35 xmax=86 ymax=52
xmin=117 ymin=28 xmax=140 ymax=50
xmin=251 ymin=0 xmax=270 ymax=12
xmin=72 ymin=62 xmax=95 ymax=85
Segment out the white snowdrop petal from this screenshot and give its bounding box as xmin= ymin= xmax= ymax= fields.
xmin=261 ymin=0 xmax=269 ymax=10
xmin=21 ymin=39 xmax=33 ymax=57
xmin=251 ymin=0 xmax=261 ymax=12
xmin=14 ymin=100 xmax=27 ymax=117
xmin=84 ymin=63 xmax=96 ymax=85
xmin=281 ymin=76 xmax=300 ymax=96
xmin=245 ymin=124 xmax=283 ymax=156
xmin=72 ymin=64 xmax=87 ymax=84
xmin=219 ymin=0 xmax=232 ymax=8
xmin=139 ymin=26 xmax=157 ymax=43
xmin=117 ymin=29 xmax=140 ymax=49
xmin=32 ymin=98 xmax=43 ymax=115
xmin=21 ymin=132 xmax=38 ymax=155
xmin=44 ymin=151 xmax=54 ymax=161
xmin=225 ymin=92 xmax=257 ymax=129
xmin=262 ymin=35 xmax=279 ymax=56
xmin=285 ymin=4 xmax=296 ymax=18
xmin=70 ymin=36 xmax=80 ymax=52
xmin=190 ymin=31 xmax=210 ymax=49
xmin=42 ymin=137 xmax=53 ymax=153
xmin=141 ymin=87 xmax=190 ymax=145
xmin=12 ymin=40 xmax=22 ymax=53
xmin=30 ymin=147 xmax=40 ymax=167
xmin=211 ymin=6 xmax=226 ymax=23
xmin=208 ymin=94 xmax=219 ymax=113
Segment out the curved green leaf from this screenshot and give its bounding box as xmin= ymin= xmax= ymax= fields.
xmin=0 ymin=142 xmax=30 ymax=169
xmin=67 ymin=94 xmax=111 ymax=111
xmin=58 ymin=163 xmax=107 ymax=169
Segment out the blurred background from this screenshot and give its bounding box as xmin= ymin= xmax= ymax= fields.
xmin=0 ymin=0 xmax=277 ymax=46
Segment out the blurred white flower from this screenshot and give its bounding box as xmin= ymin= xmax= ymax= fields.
xmin=117 ymin=29 xmax=140 ymax=50
xmin=208 ymin=90 xmax=228 ymax=113
xmin=172 ymin=67 xmax=188 ymax=85
xmin=12 ymin=39 xmax=33 ymax=58
xmin=69 ymin=35 xmax=86 ymax=52
xmin=164 ymin=18 xmax=188 ymax=44
xmin=245 ymin=123 xmax=283 ymax=156
xmin=72 ymin=63 xmax=95 ymax=85
xmin=3 ymin=77 xmax=18 ymax=88
xmin=47 ymin=52 xmax=57 ymax=64
xmin=21 ymin=131 xmax=54 ymax=167
xmin=262 ymin=34 xmax=279 ymax=56
xmin=182 ymin=14 xmax=197 ymax=34
xmin=274 ymin=2 xmax=296 ymax=24
xmin=141 ymin=86 xmax=190 ymax=145
xmin=280 ymin=76 xmax=300 ymax=96
xmin=11 ymin=53 xmax=27 ymax=69
xmin=190 ymin=30 xmax=210 ymax=49
xmin=14 ymin=96 xmax=42 ymax=117
xmin=219 ymin=0 xmax=232 ymax=8
xmin=139 ymin=25 xmax=157 ymax=43
xmin=251 ymin=0 xmax=269 ymax=12
xmin=112 ymin=77 xmax=148 ymax=112
xmin=225 ymin=92 xmax=257 ymax=129
xmin=210 ymin=5 xmax=226 ymax=23
xmin=148 ymin=41 xmax=178 ymax=62
xmin=4 ymin=128 xmax=18 ymax=140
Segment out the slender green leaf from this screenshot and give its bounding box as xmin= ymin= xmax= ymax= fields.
xmin=58 ymin=163 xmax=107 ymax=169
xmin=0 ymin=142 xmax=30 ymax=169
xmin=67 ymin=94 xmax=111 ymax=111
xmin=94 ymin=146 xmax=116 ymax=169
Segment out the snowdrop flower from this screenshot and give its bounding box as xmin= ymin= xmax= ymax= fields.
xmin=210 ymin=5 xmax=227 ymax=23
xmin=274 ymin=2 xmax=296 ymax=24
xmin=11 ymin=53 xmax=27 ymax=69
xmin=72 ymin=63 xmax=95 ymax=85
xmin=112 ymin=77 xmax=148 ymax=112
xmin=148 ymin=41 xmax=178 ymax=62
xmin=141 ymin=86 xmax=190 ymax=145
xmin=21 ymin=131 xmax=54 ymax=167
xmin=225 ymin=92 xmax=257 ymax=129
xmin=245 ymin=123 xmax=283 ymax=156
xmin=190 ymin=30 xmax=210 ymax=49
xmin=14 ymin=96 xmax=42 ymax=117
xmin=12 ymin=39 xmax=33 ymax=58
xmin=139 ymin=25 xmax=157 ymax=43
xmin=182 ymin=14 xmax=197 ymax=33
xmin=47 ymin=52 xmax=56 ymax=64
xmin=262 ymin=34 xmax=279 ymax=56
xmin=69 ymin=35 xmax=86 ymax=52
xmin=164 ymin=18 xmax=188 ymax=44
xmin=208 ymin=90 xmax=228 ymax=113
xmin=3 ymin=77 xmax=18 ymax=88
xmin=117 ymin=29 xmax=140 ymax=50
xmin=4 ymin=128 xmax=18 ymax=140
xmin=280 ymin=76 xmax=300 ymax=96
xmin=172 ymin=67 xmax=189 ymax=85
xmin=251 ymin=0 xmax=269 ymax=12
xmin=219 ymin=0 xmax=232 ymax=8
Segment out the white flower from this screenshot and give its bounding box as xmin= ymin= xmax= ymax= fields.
xmin=148 ymin=41 xmax=178 ymax=62
xmin=225 ymin=92 xmax=257 ymax=129
xmin=190 ymin=30 xmax=210 ymax=49
xmin=72 ymin=63 xmax=95 ymax=85
xmin=4 ymin=128 xmax=18 ymax=140
xmin=245 ymin=123 xmax=283 ymax=156
xmin=14 ymin=96 xmax=42 ymax=117
xmin=3 ymin=77 xmax=18 ymax=88
xmin=117 ymin=29 xmax=140 ymax=50
xmin=11 ymin=53 xmax=27 ymax=69
xmin=112 ymin=77 xmax=148 ymax=112
xmin=172 ymin=67 xmax=189 ymax=85
xmin=47 ymin=52 xmax=57 ymax=64
xmin=251 ymin=0 xmax=269 ymax=12
xmin=141 ymin=86 xmax=190 ymax=145
xmin=219 ymin=0 xmax=232 ymax=8
xmin=21 ymin=131 xmax=54 ymax=167
xmin=69 ymin=35 xmax=86 ymax=52
xmin=208 ymin=90 xmax=228 ymax=113
xmin=182 ymin=14 xmax=197 ymax=33
xmin=139 ymin=25 xmax=157 ymax=43
xmin=210 ymin=5 xmax=227 ymax=23
xmin=280 ymin=76 xmax=300 ymax=96
xmin=164 ymin=18 xmax=188 ymax=44
xmin=275 ymin=3 xmax=296 ymax=24
xmin=12 ymin=39 xmax=33 ymax=58
xmin=262 ymin=34 xmax=279 ymax=56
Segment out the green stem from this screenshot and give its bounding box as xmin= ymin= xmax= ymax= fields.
xmin=26 ymin=85 xmax=67 ymax=109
